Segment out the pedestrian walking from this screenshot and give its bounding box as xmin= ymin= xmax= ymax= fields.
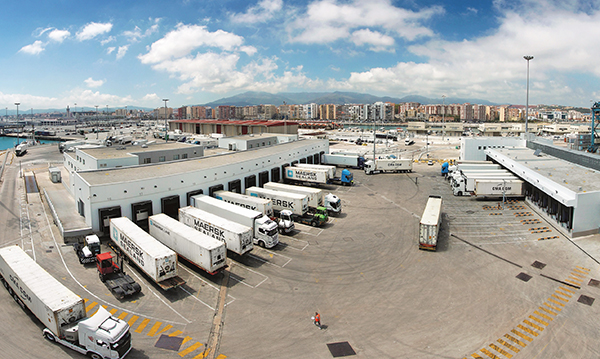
xmin=314 ymin=312 xmax=321 ymax=329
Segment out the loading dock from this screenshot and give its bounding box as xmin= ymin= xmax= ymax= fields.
xmin=132 ymin=200 xmax=153 ymax=232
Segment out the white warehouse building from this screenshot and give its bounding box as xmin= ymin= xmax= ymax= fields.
xmin=72 ymin=139 xmax=329 ymax=234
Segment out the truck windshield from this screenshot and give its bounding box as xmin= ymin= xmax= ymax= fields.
xmin=111 ymin=330 xmax=131 ymax=357
xmin=267 ymin=228 xmax=278 ymax=237
xmin=329 ymin=201 xmax=340 ymax=209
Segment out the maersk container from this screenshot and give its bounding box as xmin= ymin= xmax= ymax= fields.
xmin=321 ymin=154 xmax=365 ymax=169
xmin=294 ymin=163 xmax=337 ymax=177
xmin=214 ymin=190 xmax=274 ymax=217
xmin=263 ymin=182 xmax=323 ymax=209
xmin=179 ymin=206 xmax=255 ymax=255
xmin=284 ymin=166 xmax=329 ymax=184
xmin=149 ymin=214 xmax=227 ymax=275
xmin=0 ymin=245 xmax=86 ymax=337
xmin=245 ymin=186 xmax=309 ymax=217
xmin=418 ymin=196 xmax=442 ymax=251
xmin=110 ymin=217 xmax=183 ymax=290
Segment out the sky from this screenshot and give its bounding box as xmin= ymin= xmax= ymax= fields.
xmin=2 ymin=0 xmax=600 ymax=111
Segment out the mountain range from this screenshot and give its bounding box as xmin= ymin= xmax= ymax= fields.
xmin=200 ymin=91 xmax=498 ymax=107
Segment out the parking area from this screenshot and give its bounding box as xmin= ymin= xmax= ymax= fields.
xmin=2 ymin=145 xmax=600 ymax=359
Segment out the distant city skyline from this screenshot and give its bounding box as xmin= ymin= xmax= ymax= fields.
xmin=1 ymin=0 xmax=600 ymax=109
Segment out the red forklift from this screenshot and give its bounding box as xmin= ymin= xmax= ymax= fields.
xmin=96 ymin=252 xmax=141 ymax=300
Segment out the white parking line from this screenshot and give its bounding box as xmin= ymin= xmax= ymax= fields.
xmin=249 ymin=250 xmax=292 ymax=268
xmin=178 ymin=286 xmax=214 ymax=311
xmin=228 ymin=264 xmax=268 ymax=288
xmin=178 ymin=264 xmax=236 ymax=302
xmin=281 ymin=236 xmax=309 ymax=251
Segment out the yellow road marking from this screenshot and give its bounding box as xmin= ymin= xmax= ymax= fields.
xmin=524 ymin=319 xmax=545 ymax=332
xmin=498 ymin=338 xmax=520 ymax=353
xmin=534 ymin=310 xmax=553 ymax=321
xmin=127 ymin=315 xmax=139 ymax=327
xmin=157 ymin=324 xmax=173 ymax=336
xmin=179 ymin=342 xmax=203 ymax=357
xmin=564 ymin=279 xmax=581 ymax=286
xmin=146 ymin=322 xmax=163 ymax=337
xmin=517 ymin=324 xmax=538 ymax=337
xmin=471 ymin=353 xmax=483 ymax=359
xmin=109 ymin=308 xmax=118 ymax=315
xmin=511 ymin=329 xmax=533 ymax=342
xmin=480 ymin=348 xmax=500 ymax=359
xmin=555 ymin=290 xmax=572 ymax=298
xmin=192 ymin=348 xmax=211 ymax=359
xmin=559 ymin=285 xmax=576 ymax=293
xmin=548 ymin=298 xmax=565 ymax=307
xmin=575 ymin=266 xmax=590 ymax=271
xmin=570 ymin=272 xmax=585 ymax=279
xmin=504 ymin=334 xmax=526 ymax=347
xmin=215 ymin=355 xmax=227 ymax=359
xmin=490 ymin=343 xmax=512 ymax=358
xmin=568 ymin=276 xmax=583 ymax=283
xmin=573 ymin=269 xmax=588 ymax=275
xmin=85 ymin=301 xmax=98 ymax=313
xmin=84 ymin=298 xmax=89 ymax=303
xmin=117 ymin=312 xmax=128 ymax=320
xmin=551 ymin=294 xmax=568 ymax=303
xmin=539 ymin=306 xmax=557 ymax=316
xmin=529 ymin=315 xmax=549 ymax=326
xmin=182 ymin=336 xmax=193 ymax=345
xmin=134 ymin=318 xmax=151 ymax=333
xmin=169 ymin=330 xmax=183 ymax=337
xmin=544 ymin=302 xmax=562 ymax=311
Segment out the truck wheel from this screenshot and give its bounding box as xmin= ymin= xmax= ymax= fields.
xmin=99 ymin=272 xmax=104 ymax=282
xmin=258 ymin=241 xmax=265 ymax=248
xmin=88 ymin=352 xmax=103 ymax=359
xmin=457 ymin=191 xmax=463 ymax=196
xmin=79 ymin=256 xmax=84 ymax=264
xmin=44 ymin=331 xmax=56 ymax=343
xmin=311 ymin=220 xmax=317 ymax=227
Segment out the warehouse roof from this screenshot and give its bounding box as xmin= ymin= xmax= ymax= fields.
xmin=81 ymin=142 xmax=198 ymax=160
xmin=79 ymin=139 xmax=324 ymax=186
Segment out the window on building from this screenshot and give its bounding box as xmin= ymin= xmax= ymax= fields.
xmin=82 ymin=159 xmax=85 ymax=165
xmin=173 ymin=154 xmax=180 ymax=160
xmin=143 ymin=158 xmax=151 ymax=164
xmin=182 ymin=153 xmax=188 ymax=159
xmin=159 ymin=156 xmax=166 ymax=162
xmin=478 ymin=146 xmax=482 ymax=150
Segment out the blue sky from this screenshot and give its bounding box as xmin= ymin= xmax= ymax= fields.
xmin=2 ymin=0 xmax=600 ymax=111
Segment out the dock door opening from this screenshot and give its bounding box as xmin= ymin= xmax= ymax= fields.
xmin=271 ymin=167 xmax=281 ymax=182
xmin=244 ymin=175 xmax=256 ymax=191
xmin=209 ymin=184 xmax=224 ymax=197
xmin=98 ymin=206 xmax=122 ymax=237
xmin=258 ymin=171 xmax=269 ymax=187
xmin=161 ymin=195 xmax=180 ymax=219
xmin=228 ymin=179 xmax=242 ymax=193
xmin=186 ymin=189 xmax=203 ymax=206
xmin=131 ymin=201 xmax=153 ymax=232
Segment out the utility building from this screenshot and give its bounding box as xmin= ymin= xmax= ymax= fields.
xmin=71 ymin=139 xmax=329 ymax=234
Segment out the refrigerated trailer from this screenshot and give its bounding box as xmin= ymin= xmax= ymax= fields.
xmin=474 ymin=179 xmax=524 ymax=198
xmin=149 ymin=214 xmax=227 ymax=275
xmin=321 ymin=153 xmax=365 ymax=169
xmin=263 ymin=182 xmax=342 ymax=215
xmin=284 ymin=166 xmax=353 ymax=186
xmin=0 ymin=245 xmax=132 ymax=359
xmin=110 ymin=217 xmax=185 ymax=290
xmin=364 ymin=158 xmax=412 ymax=174
xmin=418 ymin=196 xmax=443 ymax=251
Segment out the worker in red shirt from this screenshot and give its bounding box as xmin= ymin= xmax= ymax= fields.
xmin=314 ymin=312 xmax=321 ymax=329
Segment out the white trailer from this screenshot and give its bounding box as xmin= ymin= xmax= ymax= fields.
xmin=178 ymin=206 xmax=254 ymax=255
xmin=110 ymin=217 xmax=184 ymax=290
xmin=321 ymin=154 xmax=365 ymax=169
xmin=213 ymin=190 xmax=294 ymax=234
xmin=263 ymin=182 xmax=342 ymax=215
xmin=364 ymin=159 xmax=413 ymax=175
xmin=214 ymin=190 xmax=274 ymax=217
xmin=419 ymin=196 xmax=442 ymax=251
xmin=149 ymin=214 xmax=227 ymax=275
xmin=453 ymin=174 xmax=519 ymax=196
xmin=284 ymin=166 xmax=354 ymax=186
xmin=448 ymin=163 xmax=501 ymax=174
xmin=0 ymin=245 xmax=132 ymax=359
xmin=294 ymin=163 xmax=337 ymax=177
xmin=192 ymin=195 xmax=279 ymax=249
xmin=451 ymin=169 xmax=511 ymax=185
xmin=474 ymin=179 xmax=524 ymax=198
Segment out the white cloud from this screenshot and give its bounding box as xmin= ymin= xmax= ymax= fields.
xmin=287 ymin=0 xmax=443 ymax=45
xmin=116 ymin=45 xmax=129 ymax=59
xmin=124 ymin=19 xmax=160 ymax=42
xmin=76 ymin=22 xmax=113 ymax=41
xmin=48 ymin=29 xmax=70 ymax=42
xmin=466 ymin=7 xmax=478 ymax=14
xmin=325 ymin=3 xmax=600 ymax=105
xmin=230 ymin=0 xmax=283 ymax=24
xmin=84 ymin=77 xmax=105 ymax=88
xmin=19 ymin=41 xmax=45 ymax=55
xmin=351 ymin=29 xmax=395 ymax=51
xmin=138 ymin=24 xmax=246 ymax=64
xmin=101 ymin=36 xmax=116 ymax=45
xmin=107 ymin=47 xmax=116 ymax=54
xmin=142 ymin=93 xmax=160 ymax=103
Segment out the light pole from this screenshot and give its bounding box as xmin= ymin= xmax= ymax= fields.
xmin=95 ymin=105 xmax=99 ymax=139
xmin=524 ymin=55 xmax=534 ymax=136
xmin=162 ymin=99 xmax=169 ymax=142
xmin=442 ymin=95 xmax=446 ymax=141
xmin=15 ymin=102 xmax=20 ymax=122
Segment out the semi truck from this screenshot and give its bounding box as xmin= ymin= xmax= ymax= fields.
xmin=246 ymin=186 xmax=328 ymax=227
xmin=74 ymin=234 xmax=101 ymax=264
xmin=419 ymin=196 xmax=443 ymax=251
xmin=96 ymin=252 xmax=142 ymax=300
xmin=473 ymin=179 xmax=525 ymax=198
xmin=363 ymin=158 xmax=413 ymax=175
xmin=263 ymin=182 xmax=342 ymax=215
xmin=149 ymin=213 xmax=227 ymax=275
xmin=321 ymin=153 xmax=365 ymax=169
xmin=179 ymin=206 xmax=255 ymax=254
xmin=213 ymin=190 xmax=294 ymax=234
xmin=450 ymin=169 xmax=511 ymax=185
xmin=110 ymin=217 xmax=185 ymax=290
xmin=294 ymin=163 xmax=338 ymax=177
xmin=192 ymin=194 xmax=279 ymax=249
xmin=448 ymin=163 xmax=500 ymax=175
xmin=452 ymin=174 xmax=519 ymax=196
xmin=0 ymin=245 xmax=132 ymax=359
xmin=284 ymin=166 xmax=353 ymax=186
